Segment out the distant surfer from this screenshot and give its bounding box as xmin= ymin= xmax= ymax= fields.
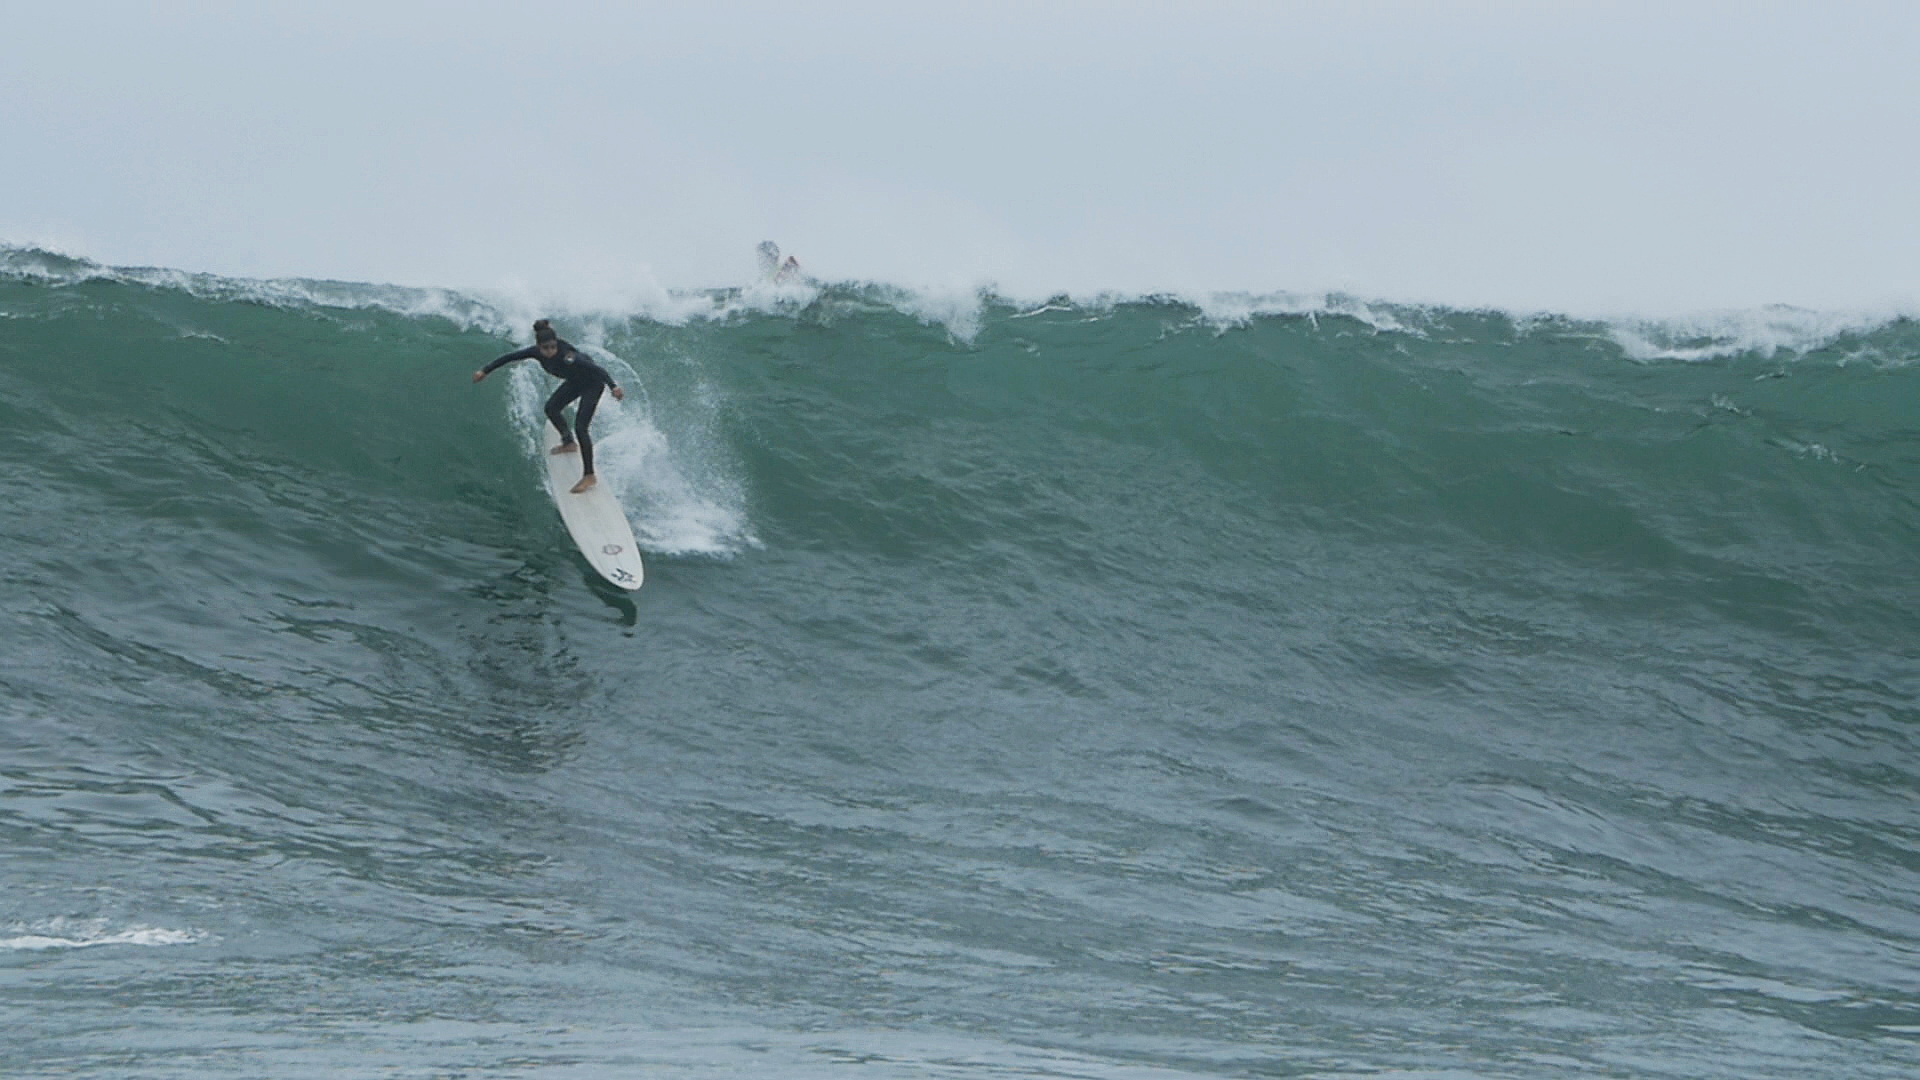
xmin=472 ymin=319 xmax=625 ymax=493
xmin=756 ymin=240 xmax=802 ymax=284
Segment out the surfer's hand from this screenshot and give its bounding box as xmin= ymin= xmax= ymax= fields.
xmin=472 ymin=370 xmax=487 ymax=383
xmin=611 ymin=386 xmax=625 ymax=401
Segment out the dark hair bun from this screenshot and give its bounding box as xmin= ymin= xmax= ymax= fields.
xmin=532 ymin=318 xmax=557 ymax=342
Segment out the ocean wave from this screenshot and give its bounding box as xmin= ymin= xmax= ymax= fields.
xmin=4 ymin=237 xmax=1917 ymax=1079
xmin=9 ymin=242 xmax=1912 ymax=362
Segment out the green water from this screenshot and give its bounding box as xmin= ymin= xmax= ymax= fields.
xmin=3 ymin=254 xmax=1918 ymax=1078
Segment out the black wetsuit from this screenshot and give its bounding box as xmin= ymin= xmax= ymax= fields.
xmin=482 ymin=339 xmax=619 ymax=476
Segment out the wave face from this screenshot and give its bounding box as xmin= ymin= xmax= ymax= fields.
xmin=4 ymin=250 xmax=1919 ymax=1078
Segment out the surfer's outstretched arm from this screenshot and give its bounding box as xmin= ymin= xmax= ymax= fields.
xmin=473 ymin=346 xmax=539 ymax=383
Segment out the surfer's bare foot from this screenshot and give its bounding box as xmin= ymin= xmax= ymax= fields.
xmin=570 ymin=474 xmax=597 ymax=494
xmin=551 ymin=442 xmax=579 ymax=455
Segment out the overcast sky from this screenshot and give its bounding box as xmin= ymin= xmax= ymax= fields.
xmin=4 ymin=2 xmax=1917 ymax=313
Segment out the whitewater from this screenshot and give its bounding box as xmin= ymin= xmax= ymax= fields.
xmin=2 ymin=245 xmax=1917 ymax=1079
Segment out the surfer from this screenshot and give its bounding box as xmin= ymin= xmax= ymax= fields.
xmin=757 ymin=240 xmax=802 ymax=284
xmin=472 ymin=319 xmax=625 ymax=493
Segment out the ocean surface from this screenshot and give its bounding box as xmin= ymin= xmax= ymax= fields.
xmin=3 ymin=246 xmax=1917 ymax=1079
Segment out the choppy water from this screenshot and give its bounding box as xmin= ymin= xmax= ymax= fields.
xmin=3 ymin=247 xmax=1918 ymax=1078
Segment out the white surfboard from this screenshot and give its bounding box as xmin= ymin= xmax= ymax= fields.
xmin=541 ymin=421 xmax=645 ymax=590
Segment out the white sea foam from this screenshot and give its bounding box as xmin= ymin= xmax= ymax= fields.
xmin=8 ymin=243 xmax=1914 ymax=365
xmin=731 ymin=276 xmax=825 ymax=317
xmin=1602 ymin=305 xmax=1908 ymax=363
xmin=1 ymin=919 xmax=205 ymax=951
xmin=884 ymin=284 xmax=985 ymax=343
xmin=472 ymin=272 xmax=728 ymax=334
xmin=0 ymin=244 xmax=517 ymax=336
xmin=1185 ymin=290 xmax=1417 ymax=335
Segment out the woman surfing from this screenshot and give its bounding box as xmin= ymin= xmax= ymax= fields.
xmin=472 ymin=319 xmax=625 ymax=493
